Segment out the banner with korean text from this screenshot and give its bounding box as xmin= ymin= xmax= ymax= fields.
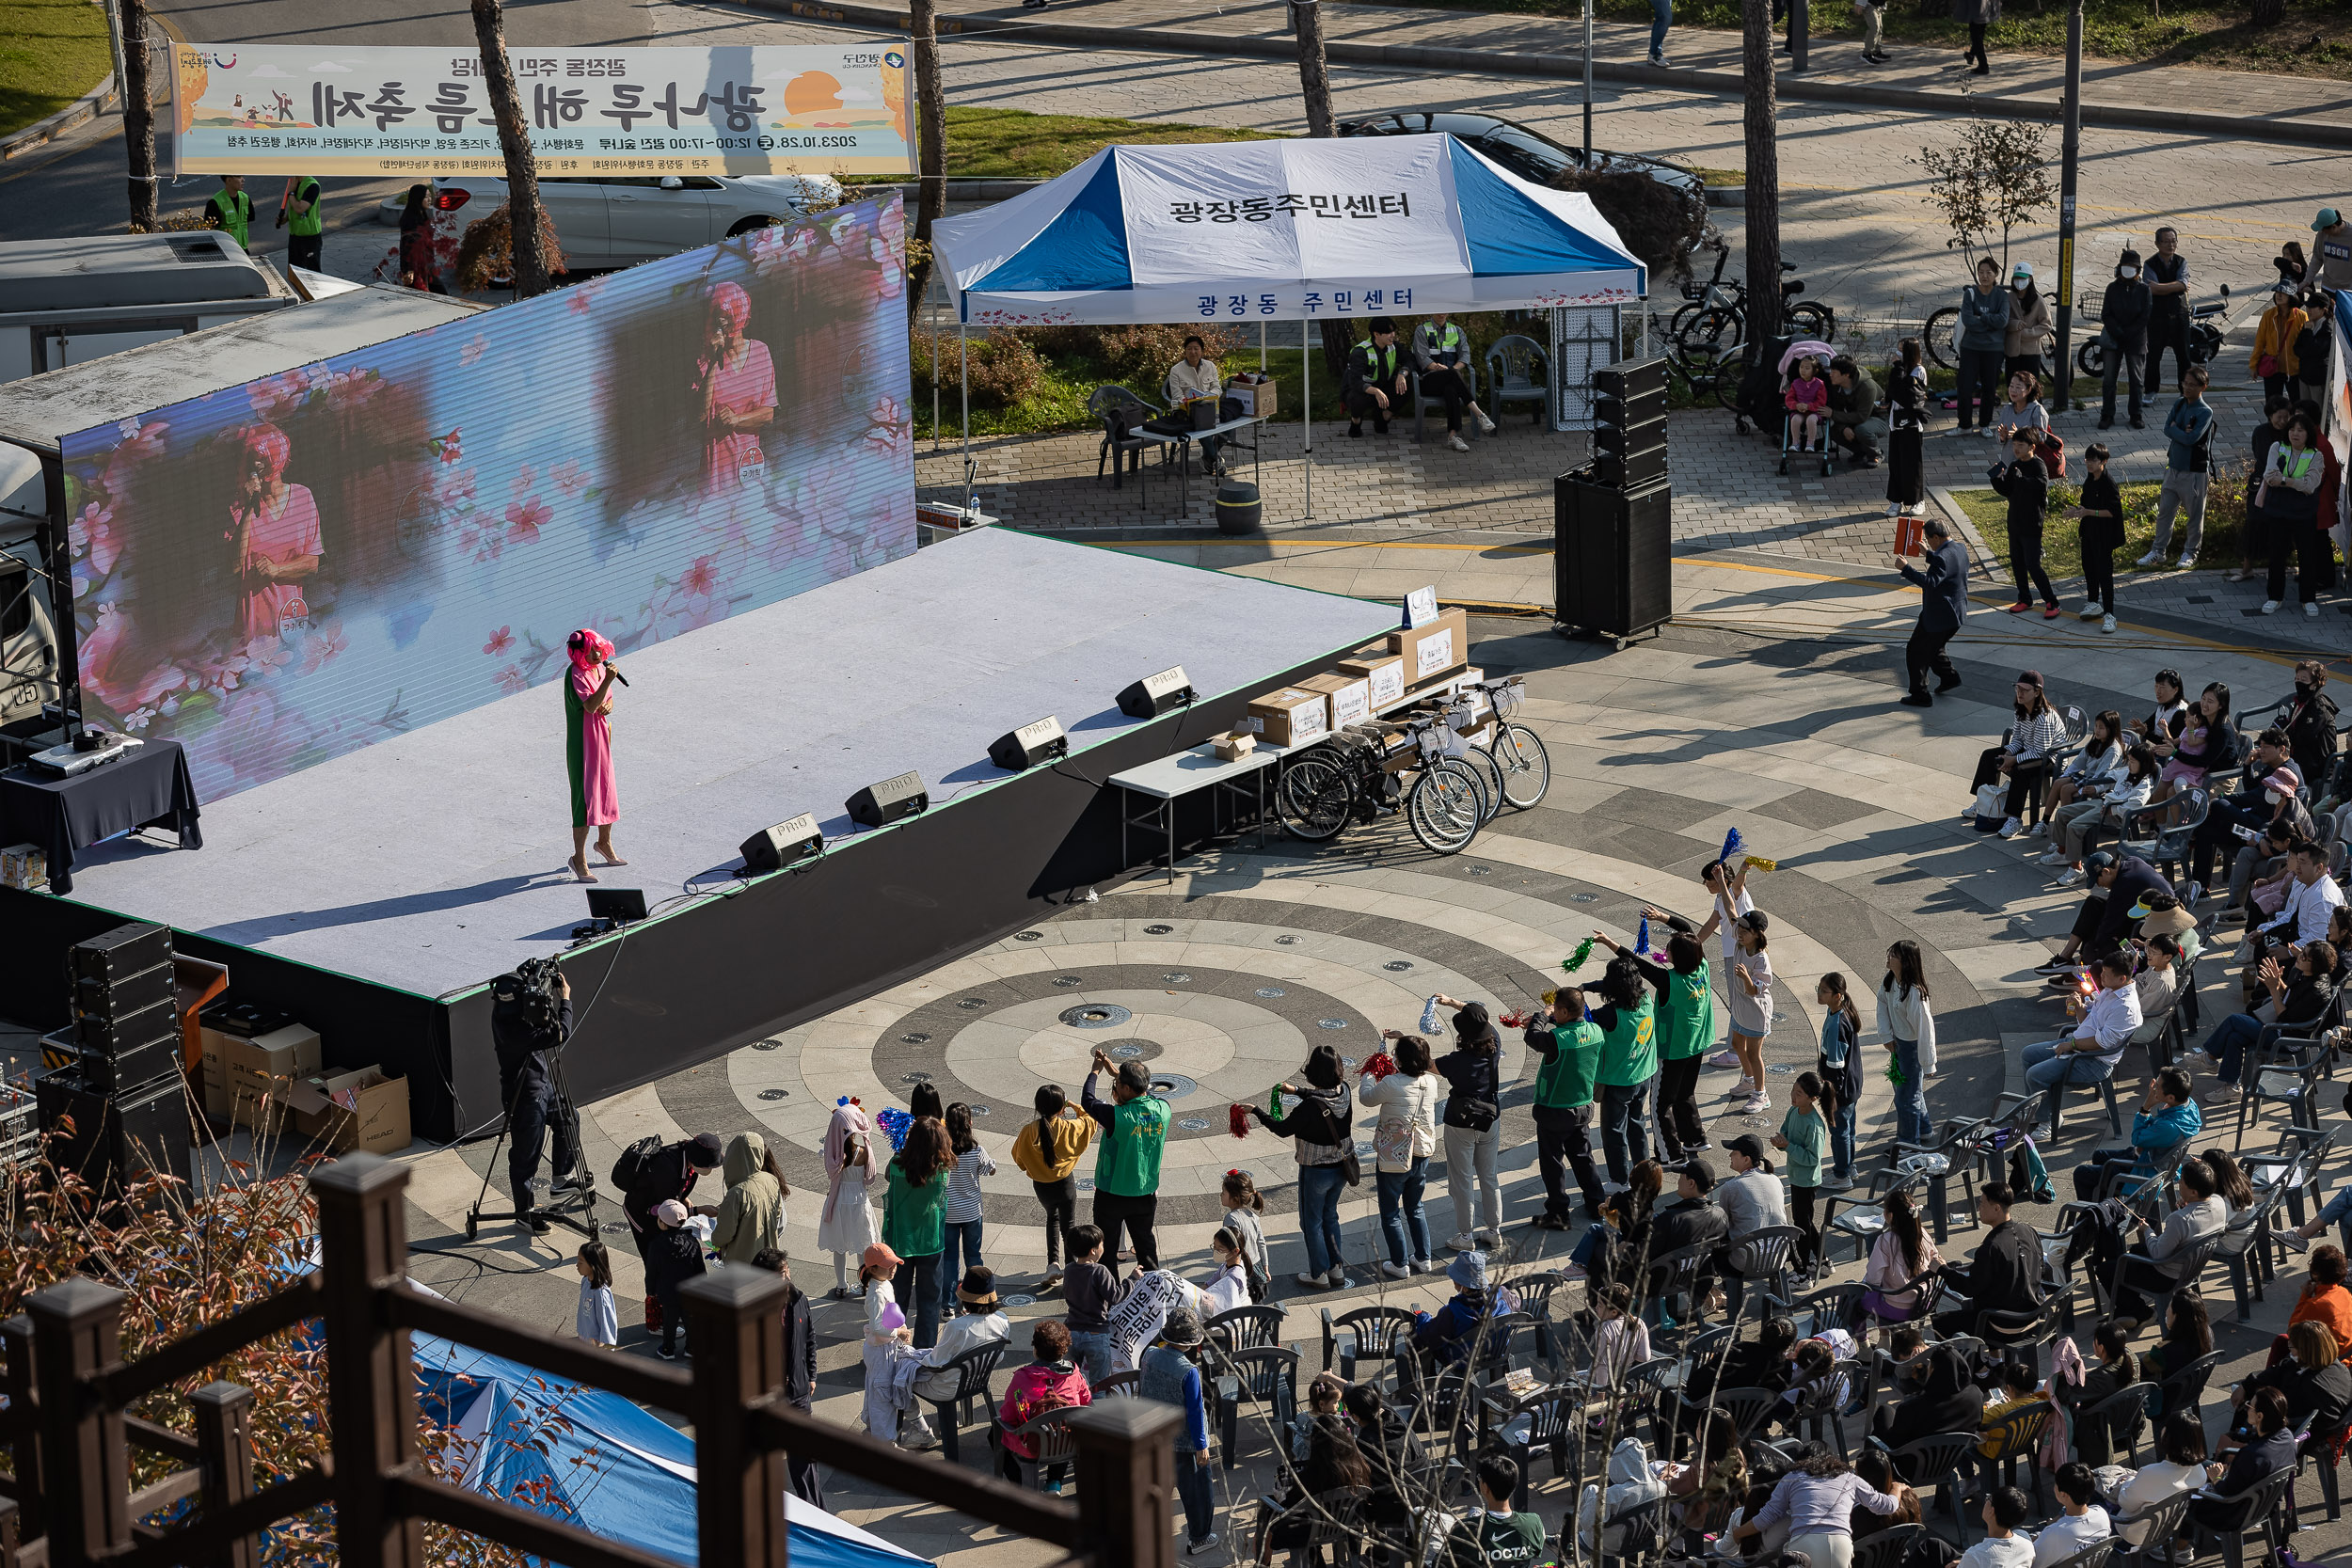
xmin=171 ymin=44 xmax=913 ymax=178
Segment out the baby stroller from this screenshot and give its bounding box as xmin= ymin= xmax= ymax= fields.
xmin=1774 ymin=338 xmax=1836 ymax=478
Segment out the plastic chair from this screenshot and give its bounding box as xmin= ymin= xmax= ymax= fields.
xmin=1721 ymin=1225 xmax=1805 ymax=1313
xmin=1623 ymin=1355 xmax=1679 ymax=1450
xmin=1212 ymin=1345 xmax=1300 ymax=1471
xmin=2189 ymin=1466 xmax=2296 ymax=1568
xmin=1850 ymin=1523 xmax=1924 ymax=1568
xmin=2076 ymin=1380 xmax=2157 ymax=1465
xmin=2037 ymin=1539 xmax=2118 ymax=1568
xmin=1093 ymin=1369 xmax=1142 ymax=1399
xmin=1207 ymin=1304 xmax=1288 ymax=1354
xmin=2234 ymin=1022 xmax=2337 ymax=1149
xmin=2157 ymin=1348 xmax=2228 ymax=1424
xmin=2208 ymin=1186 xmax=2286 ymax=1319
xmin=1322 ymin=1305 xmax=1416 ymax=1379
xmin=1409 ymin=358 xmax=1481 ymax=445
xmin=1254 ymin=1484 xmax=1371 ymax=1568
xmin=1483 ymin=335 xmax=1549 ymax=428
xmin=1486 ymin=1382 xmax=1577 ymax=1506
xmin=2039 ymin=1059 xmax=2124 ymax=1140
xmin=1977 ymin=1401 xmax=2054 ymax=1513
xmin=916 ymin=1339 xmax=1008 ymax=1465
xmin=1089 ymin=384 xmax=1158 ymax=495
xmin=1710 ymin=1385 xmax=1782 ymax=1442
xmin=2298 ymin=1420 xmax=2352 ymax=1523
xmin=1596 ymin=1493 xmax=1670 ymax=1568
xmin=1870 ymin=1431 xmax=1984 ymax=1539
xmin=1641 ymin=1242 xmax=1710 ymax=1328
xmin=989 ymin=1404 xmax=1082 ymax=1491
xmin=2110 ymin=1487 xmax=2195 ymax=1568
xmin=1824 ymin=1170 xmax=1934 ymax=1268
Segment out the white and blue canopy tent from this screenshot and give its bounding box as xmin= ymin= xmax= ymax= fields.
xmin=930 ymin=134 xmax=1646 ymax=515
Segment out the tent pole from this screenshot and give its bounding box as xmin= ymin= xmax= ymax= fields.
xmin=1302 ymin=316 xmax=1313 ymax=521
xmin=1259 ymin=320 xmax=1266 ymax=374
xmin=930 ymin=286 xmax=942 ymax=451
xmin=959 ymin=325 xmax=970 ymax=474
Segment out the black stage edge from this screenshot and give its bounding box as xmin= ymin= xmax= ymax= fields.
xmin=0 ymin=654 xmax=1331 ymax=1144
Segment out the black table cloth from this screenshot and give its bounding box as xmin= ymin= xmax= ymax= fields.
xmin=0 ymin=737 xmax=202 ymax=895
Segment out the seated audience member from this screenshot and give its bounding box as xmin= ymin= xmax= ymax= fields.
xmin=2054 ymin=1322 xmax=2140 ymax=1465
xmin=1931 ymin=1184 xmax=2043 ymax=1338
xmin=2019 ymin=951 xmax=2142 ymax=1094
xmin=2186 ymin=729 xmax=2308 ymax=905
xmin=2034 ymin=851 xmax=2173 ymax=980
xmin=1772 ymin=1336 xmax=1854 ymax=1433
xmin=1704 ymin=1135 xmax=1790 ymax=1320
xmin=1342 ymin=1383 xmax=1426 ymax=1540
xmin=1255 ymin=1414 xmax=1373 ymax=1564
xmin=2233 ymin=1321 xmax=2352 ymax=1439
xmin=915 ymin=1267 xmax=1010 ymax=1401
xmin=2244 ymin=838 xmax=2344 ymax=977
xmin=1826 ymin=356 xmax=1885 ymax=466
xmin=1664 ymin=1415 xmax=1747 ymax=1542
xmin=1588 ymin=1281 xmax=1653 ymax=1387
xmin=1578 ymin=1437 xmax=1669 ymax=1561
xmin=1343 ymin=318 xmax=1411 ymax=438
xmin=1570 ymin=1159 xmax=1662 ymax=1286
xmin=2188 ymin=1388 xmax=2296 ymax=1528
xmin=1166 ymin=335 xmax=1230 ymax=477
xmin=2112 ymin=1158 xmax=2229 ymax=1328
xmin=1968 ymin=673 xmax=2069 ymax=837
xmin=1289 ymin=1372 xmax=1345 ymax=1460
xmin=2204 ymin=1148 xmax=2256 ymax=1216
xmin=2050 ymin=746 xmax=2158 ymax=879
xmin=2115 ymin=1412 xmax=2207 ymax=1545
xmin=2130 ymin=934 xmax=2184 ymax=1028
xmin=1849 ymin=1450 xmax=1920 ymax=1539
xmin=996 ymin=1319 xmax=1092 ymax=1481
xmin=1409 ymin=312 xmax=1497 ymax=452
xmin=1963 ymin=1486 xmax=2035 ymax=1568
xmin=2198 ymin=940 xmax=2336 ymax=1096
xmin=1410 ymin=1250 xmax=1515 ymax=1371
xmin=1681 ymin=1316 xmax=1798 ymax=1428
xmin=1462 ymin=1453 xmax=1546 ymax=1568
xmin=1979 ymin=1358 xmax=2043 ymax=1458
xmin=2033 ymin=1463 xmax=2111 ymax=1568
xmin=2073 ymin=1068 xmax=2200 ymax=1202
xmin=1859 ymin=1188 xmax=1941 ymax=1327
xmin=2236 ymin=822 xmax=2305 ymax=925
xmin=2285 ymin=1244 xmax=2352 ymax=1352
xmin=2141 ymin=1294 xmax=2213 ymax=1402
xmin=1872 ymin=1343 xmax=1985 ymax=1465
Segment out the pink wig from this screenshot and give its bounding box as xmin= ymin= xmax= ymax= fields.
xmin=566 ymin=628 xmax=614 ymax=674
xmin=707 ymin=280 xmax=752 ymax=335
xmin=241 ymin=423 xmax=292 ymax=479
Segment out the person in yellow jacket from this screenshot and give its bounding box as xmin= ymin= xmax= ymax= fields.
xmin=2250 ymin=285 xmax=2308 ymax=404
xmin=1011 ymin=1083 xmax=1094 ymax=1291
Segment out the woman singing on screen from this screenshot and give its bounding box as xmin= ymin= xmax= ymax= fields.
xmin=696 ymin=279 xmax=775 ymax=503
xmin=565 ymin=628 xmax=625 ymax=883
xmin=230 ymin=424 xmax=321 ymax=646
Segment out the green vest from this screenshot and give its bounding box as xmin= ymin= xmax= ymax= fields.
xmin=287 ymin=177 xmax=323 ymax=238
xmin=1426 ymin=322 xmax=1464 ymax=361
xmin=1354 ymin=341 xmax=1398 ymax=382
xmin=1597 ymin=992 xmax=1658 ymax=1088
xmin=1094 ymin=1093 xmax=1168 ymax=1197
xmin=1660 ymin=959 xmax=1717 ymax=1061
xmin=207 ymin=188 xmax=254 ymax=247
xmin=1532 ymin=1019 xmax=1602 ymax=1110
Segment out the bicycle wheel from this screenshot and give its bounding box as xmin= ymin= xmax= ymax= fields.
xmin=1788 ymin=302 xmax=1835 ymax=344
xmin=1406 ymin=759 xmax=1487 ymax=855
xmin=1923 ymin=307 xmax=1961 ymax=371
xmin=1677 ymin=305 xmax=1744 ymax=370
xmin=2075 ymin=337 xmax=2106 ymax=379
xmin=1456 ymin=744 xmax=1507 ymax=824
xmin=1490 ymin=723 xmax=1552 ymax=810
xmin=1275 ymin=750 xmax=1356 ymax=842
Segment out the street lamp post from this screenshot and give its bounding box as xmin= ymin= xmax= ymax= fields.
xmin=2053 ymin=0 xmax=2084 ymax=407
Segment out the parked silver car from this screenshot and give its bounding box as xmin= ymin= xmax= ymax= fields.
xmin=377 ymin=171 xmax=843 ymax=270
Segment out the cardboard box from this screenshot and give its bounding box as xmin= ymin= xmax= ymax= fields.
xmin=1226 ymin=377 xmax=1277 ymax=418
xmin=1212 ymin=730 xmax=1257 ymax=763
xmin=1338 ymin=652 xmax=1407 ymax=711
xmin=288 ymin=1068 xmax=410 ymax=1154
xmin=1388 ymin=607 xmax=1468 ymax=685
xmin=1 ymin=844 xmax=44 ymax=892
xmin=1242 ymin=687 xmax=1329 ymax=749
xmin=216 ymin=1023 xmax=320 ymax=1130
xmin=198 ymin=1031 xmax=230 ymax=1118
xmin=1300 ymin=671 xmax=1372 ymax=732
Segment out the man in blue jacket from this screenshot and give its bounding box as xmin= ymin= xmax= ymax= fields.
xmin=1895 ymin=515 xmax=1968 ymax=707
xmin=2139 ymin=364 xmax=2215 ymax=571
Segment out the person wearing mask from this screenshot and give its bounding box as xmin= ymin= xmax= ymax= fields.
xmin=2071 ymin=1066 xmax=2199 ymax=1202
xmin=2003 ymin=263 xmax=2052 ymax=384
xmin=2143 ymin=226 xmax=2195 ymax=397
xmin=2098 ymin=249 xmax=2153 ymax=429
xmin=1590 ymin=955 xmax=1661 ymax=1187
xmin=2311 ymin=209 xmax=2352 ymax=295
xmin=1600 ymin=923 xmax=1714 ymax=1164
xmin=1705 ymin=1134 xmax=1789 ymax=1320
xmin=2260 ymin=413 xmax=2328 ymax=618
xmin=279 ymin=173 xmax=325 ymax=272
xmin=2235 ymin=1321 xmax=2352 ymax=1437
xmin=1524 ymin=986 xmax=1607 ymax=1227
xmin=2251 ymin=287 xmax=2310 ymax=406
xmin=2190 ymin=1387 xmax=2297 ymax=1528
xmin=1931 ymin=1183 xmax=2042 ymax=1338
xmin=708 ymin=1131 xmax=787 ymax=1265
xmin=1428 ymin=997 xmax=1504 ymax=1248
xmin=1343 ymin=317 xmax=1410 ymax=437
xmin=1359 ymin=1033 xmax=1442 ymax=1278
xmin=1825 ymin=356 xmax=1883 ymax=467
xmin=2201 ymin=941 xmax=2336 ymax=1099
xmin=2063 ymin=442 xmax=2125 ymax=631
xmin=1956 ymin=257 xmax=2011 ymax=433
xmin=206 ymin=174 xmax=256 ymax=249
xmin=1410 ymin=313 xmax=1498 ymax=451
xmin=1082 ymin=1051 xmax=1171 ymax=1275
xmin=2112 ymin=1157 xmax=2230 ymax=1329
xmin=1991 ymin=428 xmax=2058 ymax=620
xmin=1166 ymin=335 xmax=1230 ymax=477
xmin=2019 ymin=951 xmax=2141 ymax=1094
xmin=2282 ymin=662 xmax=2339 ymax=808
xmin=1894 ymin=515 xmax=1968 ymax=707
xmin=1248 ymin=1044 xmax=1356 ymax=1288
xmin=2139 ymin=363 xmax=2214 ymax=572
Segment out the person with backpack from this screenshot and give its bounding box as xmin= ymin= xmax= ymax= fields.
xmin=2138 ymin=365 xmax=2214 ymax=572
xmin=996 ymin=1319 xmax=1091 ymax=1485
xmin=1359 ymin=1033 xmax=1441 ymax=1278
xmin=616 ymin=1132 xmax=723 ymax=1335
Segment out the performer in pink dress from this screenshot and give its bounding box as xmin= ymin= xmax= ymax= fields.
xmin=565 ymin=628 xmax=626 ymax=883
xmin=230 ymin=424 xmax=322 ymax=644
xmin=697 ymin=280 xmax=775 ymax=501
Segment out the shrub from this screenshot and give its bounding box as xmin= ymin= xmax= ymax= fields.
xmin=1551 ymin=166 xmax=1713 ymax=290
xmin=912 ymin=327 xmax=1045 ymax=409
xmin=453 ymin=201 xmax=569 ymax=292
xmin=1097 ymin=322 xmax=1247 ymax=394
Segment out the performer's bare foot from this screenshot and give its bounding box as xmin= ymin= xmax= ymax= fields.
xmin=570 ymin=854 xmax=598 ymax=883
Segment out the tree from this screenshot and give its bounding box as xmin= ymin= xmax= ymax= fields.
xmin=1553 ymin=166 xmax=1714 ymax=290
xmin=1293 ymin=0 xmax=1334 ymax=139
xmin=468 ymin=0 xmax=550 ymax=297
xmin=1741 ymin=0 xmax=1782 ymax=347
xmin=121 ymin=0 xmax=156 ymax=231
xmin=1918 ymin=117 xmax=2056 ymax=274
xmin=905 ymin=0 xmax=946 ymax=316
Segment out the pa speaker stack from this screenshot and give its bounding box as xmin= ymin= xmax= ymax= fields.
xmin=40 ymin=921 xmax=191 ymax=1204
xmin=1555 ymin=357 xmax=1673 ymax=650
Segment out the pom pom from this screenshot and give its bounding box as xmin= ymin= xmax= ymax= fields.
xmin=1364 ymin=1052 xmax=1398 ymax=1081
xmin=1229 ymin=1103 xmax=1253 ymax=1139
xmin=1562 ymin=938 xmax=1597 ymax=974
xmin=1721 ymin=827 xmax=1746 ymax=865
xmin=1266 ymin=1085 xmax=1285 ymax=1119
xmin=875 ymin=1107 xmax=912 ymax=1150
xmin=1636 ymin=915 xmax=1651 ymax=958
xmin=1741 ymin=855 xmax=1778 ymax=874
xmin=1420 ymin=995 xmax=1443 ymax=1035
xmin=1883 ymin=1056 xmax=1907 ymax=1088
xmin=1498 ymin=1010 xmax=1530 ymax=1030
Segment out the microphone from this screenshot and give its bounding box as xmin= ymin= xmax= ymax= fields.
xmin=608 ymin=666 xmax=629 ymax=687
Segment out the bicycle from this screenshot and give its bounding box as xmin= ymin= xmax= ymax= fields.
xmin=1670 ymin=242 xmax=1836 ymax=359
xmin=1274 ymin=709 xmax=1493 ymax=855
xmin=1447 ymin=677 xmax=1551 ymax=816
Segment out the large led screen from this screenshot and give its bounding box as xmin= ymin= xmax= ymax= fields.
xmin=62 ymin=196 xmax=913 ymax=801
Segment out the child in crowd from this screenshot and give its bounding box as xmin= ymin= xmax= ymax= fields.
xmin=1292 ymin=1372 xmax=1347 ymax=1458
xmin=2055 ymin=745 xmax=2159 ymax=882
xmin=644 ymin=1198 xmax=707 ymax=1361
xmin=1727 ymin=911 xmax=1775 ymax=1115
xmin=1991 ymin=427 xmax=2058 ymax=617
xmin=1011 ymin=1083 xmax=1092 ymax=1292
xmin=1219 ymin=1169 xmax=1270 ymax=1291
xmin=1773 ymin=1070 xmax=1831 ymax=1267
xmin=818 ymin=1098 xmax=880 ymax=1299
xmin=1993 ymin=370 xmax=2048 ymax=446
xmin=1815 ymin=975 xmax=1862 ymax=1189
xmin=1785 ymin=356 xmax=1828 ymax=451
xmin=1201 ymin=1227 xmax=1252 ymax=1317
xmin=859 ymin=1243 xmax=934 ymax=1449
xmin=1978 ymin=1359 xmax=2042 ymax=1458
xmin=938 ymin=1103 xmax=997 ymax=1317
xmin=2065 ymin=442 xmax=2125 ymax=632
xmin=575 ymin=1240 xmax=617 ymax=1348
xmin=1588 ymin=1281 xmax=1652 ymax=1387
xmin=1141 ymin=1307 xmax=1218 ymax=1556
xmin=1061 ymin=1225 xmax=1125 ymax=1386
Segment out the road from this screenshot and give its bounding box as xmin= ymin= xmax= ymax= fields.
xmin=3 ymin=0 xmax=2340 ymax=329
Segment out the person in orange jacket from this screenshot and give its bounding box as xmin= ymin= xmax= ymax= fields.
xmin=2250 ymin=285 xmax=2308 ymax=404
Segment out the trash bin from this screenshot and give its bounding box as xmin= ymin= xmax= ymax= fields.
xmin=1215 ymin=481 xmax=1262 ymax=535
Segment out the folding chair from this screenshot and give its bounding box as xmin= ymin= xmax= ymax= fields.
xmin=1093 ymin=1370 xmax=1142 ymax=1399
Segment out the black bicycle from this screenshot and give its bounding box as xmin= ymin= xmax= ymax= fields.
xmin=1669 ymin=242 xmax=1836 ymax=367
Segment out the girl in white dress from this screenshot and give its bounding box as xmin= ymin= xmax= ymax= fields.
xmin=858 ymin=1243 xmax=932 ymax=1446
xmin=819 ymin=1100 xmax=882 ymax=1298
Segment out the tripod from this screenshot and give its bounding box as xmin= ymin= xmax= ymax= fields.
xmin=465 ymin=1046 xmax=600 ymax=1243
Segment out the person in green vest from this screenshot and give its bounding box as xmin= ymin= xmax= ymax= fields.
xmin=1343 ymin=315 xmax=1410 ymax=437
xmin=1410 ymin=312 xmax=1499 ymax=453
xmin=1081 ymin=1049 xmax=1169 ymax=1275
xmin=280 ymin=174 xmax=324 ymax=272
xmin=204 ymin=175 xmax=255 ymax=250
xmin=1460 ymin=1453 xmax=1547 ymax=1567
xmin=1598 ymin=919 xmax=1715 ymax=1164
xmin=1524 ymin=985 xmax=1605 ymax=1228
xmin=1590 ymin=951 xmax=1659 ymax=1188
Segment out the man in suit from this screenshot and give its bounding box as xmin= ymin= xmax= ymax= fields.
xmin=1895 ymin=515 xmax=1968 ymax=707
xmin=1932 ymin=1182 xmax=2044 ymax=1338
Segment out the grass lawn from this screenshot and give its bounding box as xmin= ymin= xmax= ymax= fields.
xmin=1379 ymin=0 xmax=2352 ymax=76
xmin=0 ymin=0 xmax=112 ymax=139
xmin=1950 ymin=479 xmax=2253 ymax=585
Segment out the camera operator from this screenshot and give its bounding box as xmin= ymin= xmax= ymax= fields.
xmin=492 ymin=961 xmax=582 ymax=1235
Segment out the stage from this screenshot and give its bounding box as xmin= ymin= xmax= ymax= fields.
xmin=0 ymin=529 xmax=1396 ymax=1139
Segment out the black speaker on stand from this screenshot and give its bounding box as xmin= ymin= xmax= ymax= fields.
xmin=1555 ymin=356 xmax=1673 ymax=652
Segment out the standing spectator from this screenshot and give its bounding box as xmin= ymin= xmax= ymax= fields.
xmin=937 ymin=1103 xmax=996 ymax=1319
xmin=623 ymin=1132 xmax=723 ymax=1336
xmin=1816 ymin=974 xmax=1863 ymax=1187
xmin=2261 ymin=414 xmax=2328 ymax=618
xmin=2313 ymin=209 xmax=2352 ymax=294
xmin=1725 ymin=911 xmax=1777 ymax=1115
xmin=2098 ymin=249 xmax=2153 ymax=429
xmin=1430 ymin=999 xmax=1504 ymax=1248
xmin=1853 ymin=0 xmax=1889 ymax=64
xmin=709 ymin=1132 xmax=787 ymax=1266
xmin=1773 ymin=1071 xmax=1831 ymax=1267
xmin=2143 ymin=227 xmax=2195 ymax=396
xmin=1011 ymin=1084 xmax=1092 ymax=1292
xmin=751 ymin=1248 xmax=823 ymax=1504
xmin=1526 ymin=988 xmax=1606 ymax=1227
xmin=1061 ymin=1226 xmax=1124 ymax=1386
xmin=1826 ymin=356 xmax=1883 ymax=467
xmin=2252 ymin=287 xmax=2309 ymax=405
xmin=1965 ymin=672 xmax=2066 ymax=836
xmin=1895 ymin=515 xmax=1967 ymax=707
xmin=1250 ymin=1044 xmax=1357 ymax=1288
xmin=1957 ymin=258 xmax=2011 ymax=432
xmin=1878 ymin=941 xmax=1937 ymax=1145
xmin=2240 ymin=400 xmax=2295 ymax=586
xmin=575 ymin=1241 xmax=618 ymax=1348
xmin=2277 ymin=242 xmax=2311 ymax=294
xmin=1140 ymin=1308 xmax=1220 ymax=1556
xmin=818 ymin=1101 xmax=880 ymax=1299
xmin=1082 ymin=1052 xmax=1170 ymax=1275
xmin=644 ymin=1199 xmax=707 ymax=1361
xmin=1604 ymin=924 xmax=1716 ymax=1162
xmin=1359 ymin=1033 xmax=1441 ymax=1278
xmin=2139 ymin=365 xmax=2214 ymax=572
xmin=1951 ymin=0 xmax=1996 ymax=72
xmin=1993 ymin=371 xmax=2048 ymax=446
xmin=2003 ymin=263 xmax=2052 ymax=383
xmin=1343 ymin=317 xmax=1410 ymax=437
xmin=1410 ymin=313 xmax=1498 ymax=451
xmin=1166 ymin=335 xmax=1229 ymax=477
xmin=1885 ymin=338 xmax=1929 ymax=515
xmin=2284 ymin=662 xmax=2339 ymax=802
xmin=1591 ymin=955 xmax=1661 ymax=1187
xmin=2063 ymin=443 xmax=2124 ymax=631
xmin=882 ymin=1116 xmax=954 ymax=1350
xmin=1648 ymin=0 xmax=1675 ymax=63
xmin=1991 ymin=430 xmax=2058 ymax=619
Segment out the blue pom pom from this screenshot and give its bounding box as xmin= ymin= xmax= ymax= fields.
xmin=875 ymin=1107 xmax=913 ymax=1150
xmin=1636 ymin=915 xmax=1650 ymax=957
xmin=1720 ymin=827 xmax=1745 ymax=865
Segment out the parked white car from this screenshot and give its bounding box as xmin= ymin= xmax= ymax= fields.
xmin=377 ymin=171 xmax=843 ymax=270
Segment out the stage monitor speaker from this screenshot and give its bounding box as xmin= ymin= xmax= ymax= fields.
xmin=72 ymin=959 xmax=175 ymax=1022
xmin=988 ymin=716 xmax=1069 ymax=771
xmin=1590 ymin=357 xmax=1668 ymax=493
xmin=73 ymin=996 xmax=179 ymax=1055
xmin=1116 ymin=666 xmax=1194 ymax=720
xmin=70 ymin=921 xmax=173 ymax=987
xmin=50 ymin=1024 xmax=183 ymax=1096
xmin=36 ymin=1069 xmax=193 ymax=1209
xmin=847 ymin=770 xmax=929 ymax=828
xmin=584 ymin=887 xmax=649 ymax=926
xmin=1553 ymin=470 xmax=1674 ymax=644
xmin=740 ymin=813 xmax=824 ymax=872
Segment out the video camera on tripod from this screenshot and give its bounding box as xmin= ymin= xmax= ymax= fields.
xmin=490 ymin=956 xmax=566 ymax=1041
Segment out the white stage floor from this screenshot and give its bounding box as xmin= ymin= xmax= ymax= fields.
xmin=52 ymin=530 xmax=1396 ymax=998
